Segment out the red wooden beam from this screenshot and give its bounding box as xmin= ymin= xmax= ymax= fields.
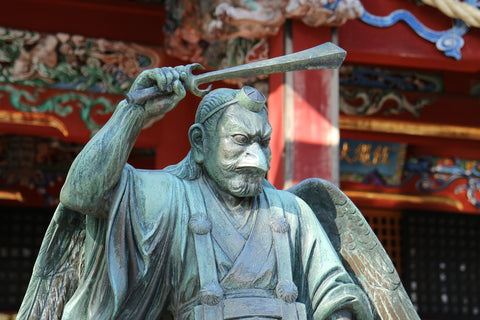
xmin=0 ymin=0 xmax=166 ymax=45
xmin=339 ymin=0 xmax=480 ymax=73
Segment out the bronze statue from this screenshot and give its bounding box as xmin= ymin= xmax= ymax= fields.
xmin=17 ymin=44 xmax=419 ymax=320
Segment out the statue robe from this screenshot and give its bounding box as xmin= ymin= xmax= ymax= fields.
xmin=60 ymin=164 xmax=371 ymax=320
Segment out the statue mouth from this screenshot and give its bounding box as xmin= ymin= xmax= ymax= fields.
xmin=234 ymin=166 xmax=268 ymax=178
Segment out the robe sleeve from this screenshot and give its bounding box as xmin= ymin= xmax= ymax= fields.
xmin=60 ymin=100 xmax=146 ymax=219
xmin=104 ymin=165 xmax=184 ymax=320
xmin=293 ymin=197 xmax=373 ymax=320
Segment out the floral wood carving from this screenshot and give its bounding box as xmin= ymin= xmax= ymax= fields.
xmin=0 ymin=83 xmax=117 ymax=135
xmin=362 ymin=156 xmax=480 ymax=212
xmin=212 ymin=0 xmax=364 ymax=38
xmin=339 ymin=87 xmax=435 ymax=117
xmin=0 ymin=27 xmax=161 ymax=94
xmin=164 ymin=0 xmax=363 ymax=70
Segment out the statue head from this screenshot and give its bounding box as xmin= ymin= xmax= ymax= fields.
xmin=189 ymin=86 xmax=272 ymax=198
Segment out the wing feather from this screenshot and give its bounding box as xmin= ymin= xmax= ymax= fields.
xmin=288 ymin=178 xmax=419 ymax=320
xmin=17 ymin=204 xmax=85 ymax=320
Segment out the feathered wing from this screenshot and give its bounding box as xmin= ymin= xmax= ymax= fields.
xmin=16 ymin=204 xmax=85 ymax=320
xmin=288 ymin=178 xmax=420 ymax=320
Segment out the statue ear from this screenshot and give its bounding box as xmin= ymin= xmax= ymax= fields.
xmin=189 ymin=123 xmax=206 ymax=164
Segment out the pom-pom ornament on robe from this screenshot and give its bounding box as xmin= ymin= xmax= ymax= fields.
xmin=269 ymin=215 xmax=290 ymax=233
xmin=189 ymin=215 xmax=212 ymax=235
xmin=200 ymin=282 xmax=224 ymax=306
xmin=275 ymin=279 xmax=298 ymax=303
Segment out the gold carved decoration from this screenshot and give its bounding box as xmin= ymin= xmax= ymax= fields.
xmin=340 ymin=116 xmax=480 ymax=141
xmin=0 ymin=110 xmax=69 ymax=137
xmin=340 ymin=142 xmax=392 ymax=167
xmin=0 ymin=190 xmax=24 ymax=202
xmin=344 ymin=190 xmax=464 ymax=211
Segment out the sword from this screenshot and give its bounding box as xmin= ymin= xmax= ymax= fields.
xmin=126 ymin=42 xmax=346 ymax=104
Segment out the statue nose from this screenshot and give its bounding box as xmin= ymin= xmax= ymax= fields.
xmin=237 ymin=143 xmax=269 ymax=173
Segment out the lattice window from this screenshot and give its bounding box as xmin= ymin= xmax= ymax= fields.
xmin=363 ymin=209 xmax=403 ymax=274
xmin=0 ymin=207 xmax=53 ymax=311
xmin=402 ymin=210 xmax=480 ymax=320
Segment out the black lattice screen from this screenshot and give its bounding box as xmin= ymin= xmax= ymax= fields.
xmin=402 ymin=210 xmax=480 ymax=319
xmin=364 ymin=209 xmax=403 ymax=274
xmin=0 ymin=207 xmax=53 ymax=311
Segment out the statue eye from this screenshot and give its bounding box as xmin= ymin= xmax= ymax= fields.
xmin=232 ymin=134 xmax=249 ymax=145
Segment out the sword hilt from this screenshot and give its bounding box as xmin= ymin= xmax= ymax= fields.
xmin=126 ymin=63 xmax=209 ymax=104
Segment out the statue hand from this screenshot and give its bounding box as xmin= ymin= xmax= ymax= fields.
xmin=129 ymin=66 xmax=187 ymax=122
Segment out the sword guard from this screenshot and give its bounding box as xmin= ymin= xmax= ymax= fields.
xmin=184 ymin=63 xmax=212 ymax=97
xmin=126 ymin=63 xmax=212 ymax=105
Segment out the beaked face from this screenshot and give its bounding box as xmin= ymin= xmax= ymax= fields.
xmin=203 ymin=104 xmax=272 ymax=198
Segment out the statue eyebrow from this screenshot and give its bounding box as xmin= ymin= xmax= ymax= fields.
xmin=246 ymin=128 xmax=272 ymax=143
xmin=224 ymin=112 xmax=271 ymax=138
xmin=229 ymin=122 xmax=271 ymax=138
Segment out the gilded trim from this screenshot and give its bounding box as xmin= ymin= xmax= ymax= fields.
xmin=0 ymin=110 xmax=69 ymax=137
xmin=0 ymin=190 xmax=24 ymax=202
xmin=344 ymin=190 xmax=464 ymax=211
xmin=340 ymin=116 xmax=480 ymax=141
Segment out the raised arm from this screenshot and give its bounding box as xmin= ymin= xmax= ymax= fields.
xmin=60 ymin=66 xmax=187 ymax=218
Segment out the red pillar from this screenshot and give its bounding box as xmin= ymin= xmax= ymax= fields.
xmin=268 ymin=27 xmax=286 ymax=188
xmin=268 ymin=21 xmax=339 ymax=189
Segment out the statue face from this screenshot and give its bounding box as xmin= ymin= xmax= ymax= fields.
xmin=203 ymin=104 xmax=272 ymax=198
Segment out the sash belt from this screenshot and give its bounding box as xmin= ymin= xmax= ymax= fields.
xmin=194 ymin=297 xmax=307 ymax=320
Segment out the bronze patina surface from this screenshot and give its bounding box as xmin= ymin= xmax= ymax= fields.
xmin=18 ymin=44 xmax=418 ymax=320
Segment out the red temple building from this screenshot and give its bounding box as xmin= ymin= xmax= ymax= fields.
xmin=0 ymin=0 xmax=479 ymax=319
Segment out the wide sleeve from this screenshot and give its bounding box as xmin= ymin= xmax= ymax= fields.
xmin=293 ymin=198 xmax=374 ymax=320
xmin=104 ymin=165 xmax=183 ymax=320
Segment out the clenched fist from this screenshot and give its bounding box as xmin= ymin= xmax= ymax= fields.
xmin=129 ymin=66 xmax=188 ymax=124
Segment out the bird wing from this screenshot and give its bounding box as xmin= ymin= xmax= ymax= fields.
xmin=17 ymin=204 xmax=85 ymax=320
xmin=288 ymin=178 xmax=420 ymax=320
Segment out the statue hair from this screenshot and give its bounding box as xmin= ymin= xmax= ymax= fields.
xmin=163 ymin=88 xmax=240 ymax=180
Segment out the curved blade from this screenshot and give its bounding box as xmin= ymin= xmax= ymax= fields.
xmin=193 ymin=42 xmax=346 ymax=89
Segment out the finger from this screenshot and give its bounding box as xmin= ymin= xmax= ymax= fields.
xmin=154 ymin=68 xmax=168 ymax=92
xmin=173 ymin=80 xmax=186 ymax=99
xmin=164 ymin=68 xmax=176 ymax=92
xmin=132 ymin=69 xmax=154 ymax=90
xmin=174 ymin=65 xmax=188 ymax=81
